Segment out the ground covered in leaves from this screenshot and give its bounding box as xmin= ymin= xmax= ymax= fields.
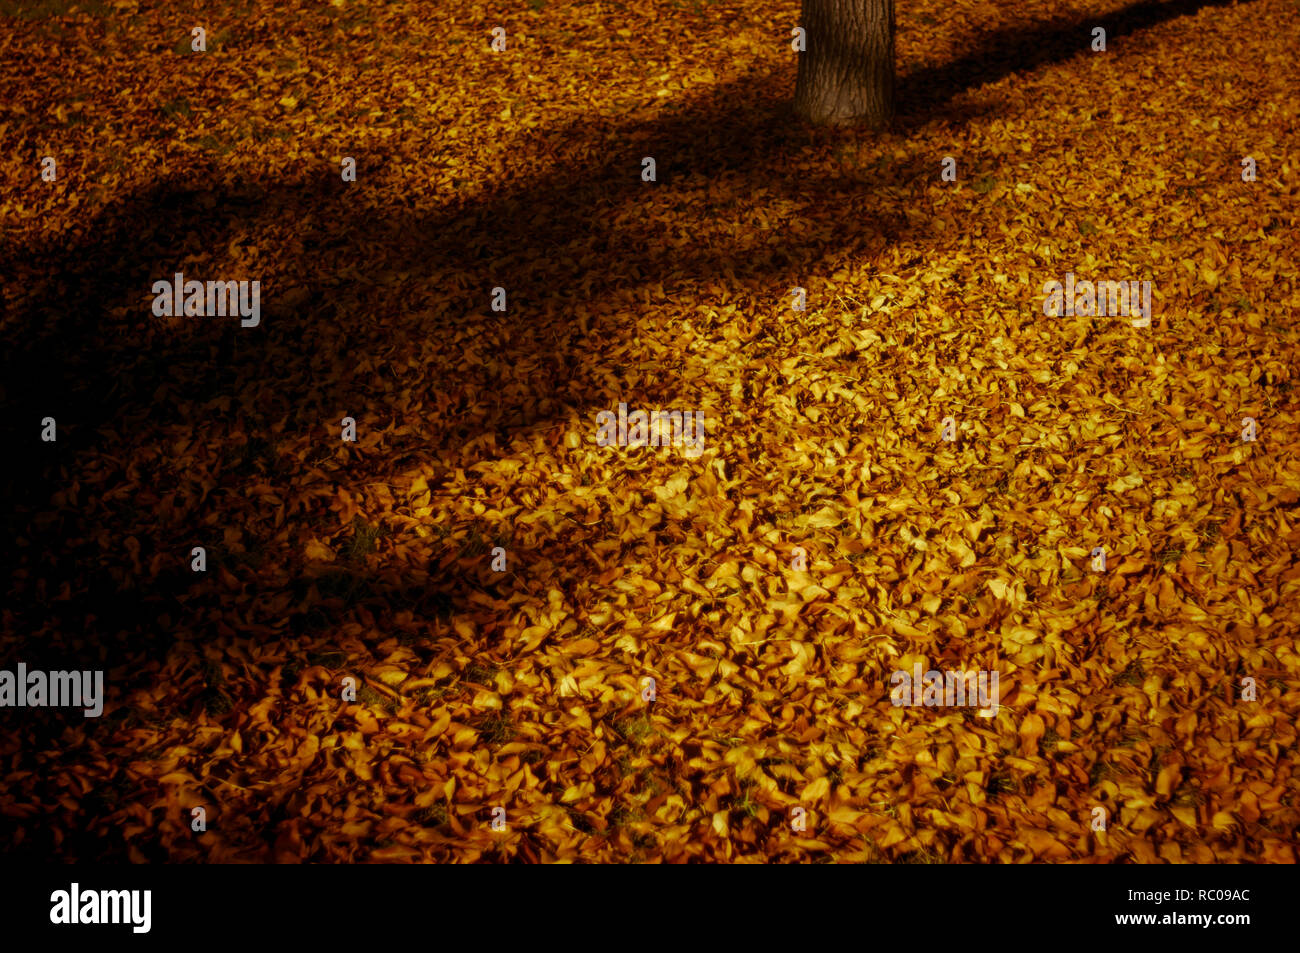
xmin=2 ymin=0 xmax=1298 ymax=862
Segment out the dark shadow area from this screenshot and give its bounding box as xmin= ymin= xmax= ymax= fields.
xmin=0 ymin=68 xmax=900 ymax=686
xmin=898 ymin=0 xmax=1252 ymax=123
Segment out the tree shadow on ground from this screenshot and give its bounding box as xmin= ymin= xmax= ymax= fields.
xmin=898 ymin=0 xmax=1250 ymax=124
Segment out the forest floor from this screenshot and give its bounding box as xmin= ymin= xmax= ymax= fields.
xmin=1 ymin=0 xmax=1298 ymax=862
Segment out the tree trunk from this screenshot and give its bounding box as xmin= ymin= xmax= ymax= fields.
xmin=794 ymin=0 xmax=895 ymax=128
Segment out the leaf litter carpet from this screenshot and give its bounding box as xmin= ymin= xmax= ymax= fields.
xmin=1 ymin=0 xmax=1298 ymax=862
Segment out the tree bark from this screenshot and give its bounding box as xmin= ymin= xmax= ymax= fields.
xmin=794 ymin=0 xmax=896 ymax=128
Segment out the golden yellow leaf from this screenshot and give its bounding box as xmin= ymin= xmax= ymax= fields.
xmin=800 ymin=776 xmax=830 ymax=801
